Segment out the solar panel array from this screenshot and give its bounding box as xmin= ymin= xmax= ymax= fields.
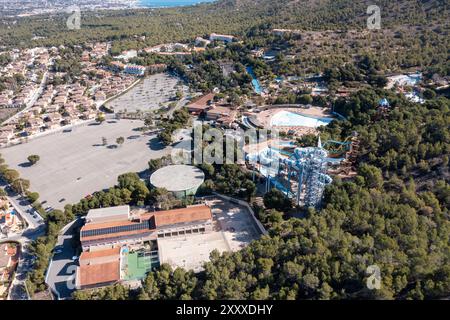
xmin=81 ymin=220 xmax=150 ymax=238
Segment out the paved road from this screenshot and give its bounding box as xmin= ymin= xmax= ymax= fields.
xmin=46 ymin=218 xmax=83 ymax=300
xmin=166 ymin=95 xmax=190 ymax=117
xmin=0 ymin=179 xmax=44 ymax=229
xmin=0 ymin=178 xmax=45 ymax=300
xmin=4 ymin=222 xmax=46 ymax=300
xmin=7 ymin=239 xmax=39 ymax=300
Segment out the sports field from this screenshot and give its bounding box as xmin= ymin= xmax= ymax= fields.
xmin=124 ymin=251 xmax=158 ymax=280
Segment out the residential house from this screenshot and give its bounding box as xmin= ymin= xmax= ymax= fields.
xmin=206 ymin=106 xmax=237 ymax=127
xmin=209 ymin=33 xmax=235 ymax=43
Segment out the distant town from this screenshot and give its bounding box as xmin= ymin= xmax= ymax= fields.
xmin=0 ymin=0 xmax=140 ymax=17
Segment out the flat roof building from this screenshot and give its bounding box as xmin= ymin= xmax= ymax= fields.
xmin=210 ymin=33 xmax=235 ymax=43
xmin=150 ymin=165 xmax=205 ymax=199
xmin=85 ymin=205 xmax=130 ymax=224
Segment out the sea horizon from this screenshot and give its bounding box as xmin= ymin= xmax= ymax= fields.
xmin=139 ymin=0 xmax=216 ymax=8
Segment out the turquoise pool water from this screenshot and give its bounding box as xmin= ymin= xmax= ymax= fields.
xmin=406 ymin=73 xmax=422 ymax=85
xmin=270 ymin=147 xmax=293 ymax=157
xmin=271 ymin=111 xmax=333 ymax=128
xmin=246 ymin=66 xmax=263 ymax=94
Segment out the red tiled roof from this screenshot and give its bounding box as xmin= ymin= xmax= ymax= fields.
xmin=152 ymin=205 xmax=212 ymax=227
xmin=79 ymin=261 xmax=120 ymax=288
xmin=187 ymin=93 xmax=215 ymax=110
xmin=81 ymin=205 xmax=212 ymax=242
xmin=79 ymin=247 xmax=120 ymax=261
xmin=78 ymin=247 xmax=121 ymax=288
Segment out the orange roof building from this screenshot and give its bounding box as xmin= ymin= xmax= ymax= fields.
xmin=152 ymin=205 xmax=212 ymax=227
xmin=77 ymin=247 xmax=121 ymax=289
xmin=80 ymin=205 xmax=213 ymax=248
xmin=77 ymin=204 xmax=213 ymax=289
xmin=186 ymin=93 xmax=215 ymax=114
xmin=205 ymin=106 xmax=237 ymax=127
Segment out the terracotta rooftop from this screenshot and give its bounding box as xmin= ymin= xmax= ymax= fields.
xmin=152 ymin=205 xmax=212 ymax=227
xmin=187 ymin=93 xmax=215 ymax=110
xmin=78 ymin=247 xmax=121 ymax=288
xmin=79 ymin=247 xmax=120 ymax=261
xmin=80 ymin=205 xmax=212 ymax=242
xmin=78 ymin=261 xmax=120 ymax=288
xmin=207 ymin=106 xmax=234 ymax=116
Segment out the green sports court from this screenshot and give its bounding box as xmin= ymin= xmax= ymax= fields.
xmin=123 ymin=250 xmax=159 ymax=280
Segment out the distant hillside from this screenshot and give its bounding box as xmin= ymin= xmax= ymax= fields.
xmin=0 ymin=0 xmax=447 ymax=48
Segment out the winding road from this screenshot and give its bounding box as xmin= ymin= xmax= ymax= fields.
xmin=0 ymin=178 xmax=45 ymax=300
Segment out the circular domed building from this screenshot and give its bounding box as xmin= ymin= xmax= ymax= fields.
xmin=150 ymin=165 xmax=205 ymax=199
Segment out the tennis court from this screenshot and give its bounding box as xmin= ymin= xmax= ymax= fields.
xmin=124 ymin=250 xmax=159 ymax=280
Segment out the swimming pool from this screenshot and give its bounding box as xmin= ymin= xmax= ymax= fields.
xmin=388 ymin=73 xmax=423 ymax=87
xmin=271 ymin=111 xmax=333 ymax=128
xmin=406 ymin=73 xmax=422 ymax=85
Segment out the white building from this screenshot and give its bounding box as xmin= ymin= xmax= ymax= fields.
xmin=209 ymin=33 xmax=235 ymax=43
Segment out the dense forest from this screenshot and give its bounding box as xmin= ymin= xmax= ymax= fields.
xmin=1 ymin=0 xmax=448 ymax=300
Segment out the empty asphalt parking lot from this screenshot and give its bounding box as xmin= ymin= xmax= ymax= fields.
xmin=105 ymin=73 xmax=189 ymax=113
xmin=1 ymin=119 xmax=171 ymax=210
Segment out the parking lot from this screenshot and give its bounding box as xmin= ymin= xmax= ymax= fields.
xmin=105 ymin=73 xmax=189 ymax=113
xmin=157 ymin=198 xmax=262 ymax=272
xmin=1 ymin=119 xmax=171 ymax=209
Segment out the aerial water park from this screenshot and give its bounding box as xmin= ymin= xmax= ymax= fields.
xmin=270 ymin=110 xmax=333 ymax=127
xmin=246 ymin=106 xmax=335 ymax=137
xmin=247 ymin=138 xmax=332 ymax=208
xmin=246 ymin=134 xmax=360 ymax=209
xmin=242 ymin=100 xmax=359 ymax=209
